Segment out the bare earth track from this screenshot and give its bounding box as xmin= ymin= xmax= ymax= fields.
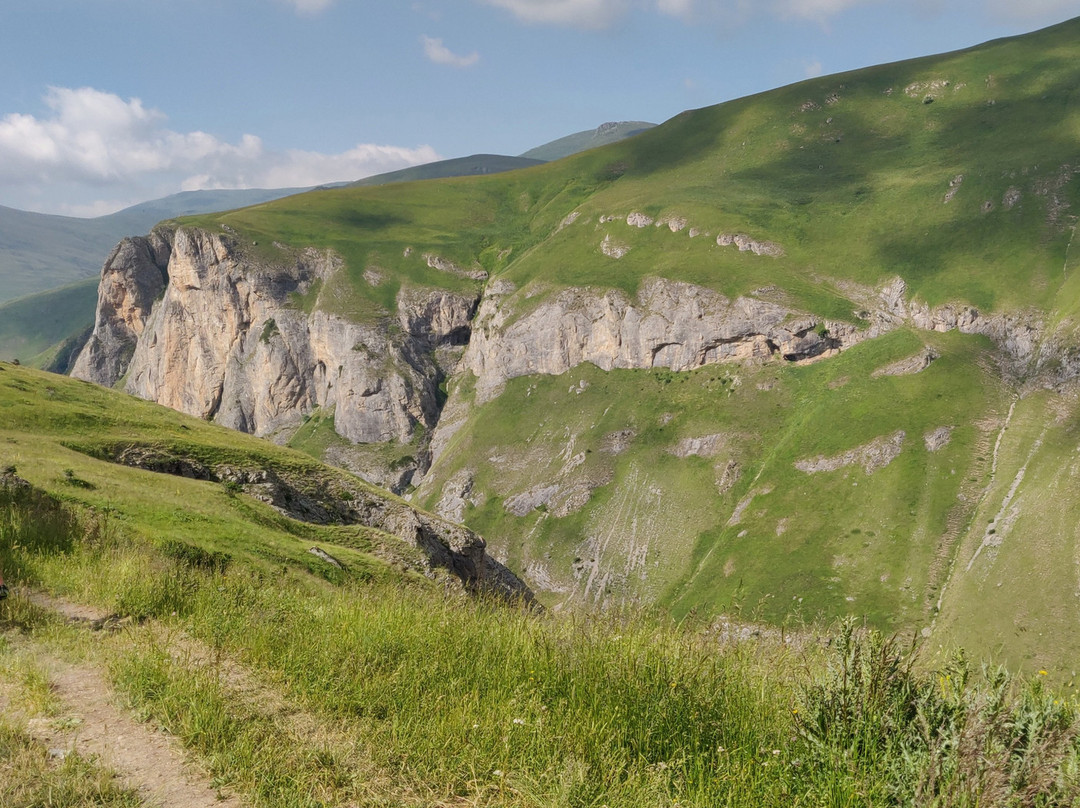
xmin=4 ymin=591 xmax=245 ymax=808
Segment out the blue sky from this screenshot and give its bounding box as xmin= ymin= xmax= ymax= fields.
xmin=0 ymin=0 xmax=1076 ymax=216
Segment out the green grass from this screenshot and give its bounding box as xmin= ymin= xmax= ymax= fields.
xmin=0 ymin=279 xmax=96 ymax=369
xmin=0 ymin=363 xmax=442 ymax=590
xmin=4 ymin=476 xmax=1080 ymax=806
xmin=419 ymin=328 xmax=1007 ymax=632
xmin=0 ymin=722 xmax=143 ymax=808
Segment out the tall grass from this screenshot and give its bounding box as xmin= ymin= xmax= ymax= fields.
xmin=4 ymin=480 xmax=1080 ymax=806
xmin=0 ymin=722 xmax=143 ymax=808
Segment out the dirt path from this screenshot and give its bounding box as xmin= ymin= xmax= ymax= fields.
xmin=8 ymin=590 xmax=244 ymax=808
xmin=22 ymin=660 xmax=244 ymax=808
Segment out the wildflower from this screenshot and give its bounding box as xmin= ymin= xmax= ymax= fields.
xmin=512 ymin=718 xmax=526 ymax=726
xmin=493 ymin=769 xmax=504 ymax=778
xmin=772 ymin=749 xmax=780 ymax=756
xmin=1040 ymin=670 xmax=1049 ymax=676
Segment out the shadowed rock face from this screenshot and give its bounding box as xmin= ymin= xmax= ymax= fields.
xmin=70 ymin=229 xmax=173 ymax=386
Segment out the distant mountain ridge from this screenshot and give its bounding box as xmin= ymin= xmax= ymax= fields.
xmin=0 ymin=121 xmax=656 ymax=308
xmin=0 ymin=120 xmax=658 ymax=366
xmin=0 ymin=188 xmax=310 ymax=304
xmin=349 ymin=155 xmax=546 ymax=188
xmin=519 ymin=121 xmax=656 ymax=161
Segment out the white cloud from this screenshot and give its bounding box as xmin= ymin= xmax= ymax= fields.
xmin=0 ymin=87 xmax=440 ymax=215
xmin=479 ymin=0 xmax=867 ymax=28
xmin=479 ymin=0 xmax=629 ymax=28
xmin=804 ymin=59 xmax=824 ymax=77
xmin=656 ymin=0 xmax=696 ymax=17
xmin=285 ymin=0 xmax=335 ymax=14
xmin=772 ymin=0 xmax=877 ymax=21
xmin=421 ymin=36 xmax=481 ymax=68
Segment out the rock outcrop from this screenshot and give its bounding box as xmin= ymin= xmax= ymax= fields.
xmin=105 ymin=443 xmax=531 ymax=602
xmin=73 ymin=226 xmax=478 ymax=489
xmin=464 ymin=278 xmax=857 ymax=403
xmin=795 ymin=430 xmax=906 ymax=475
xmin=71 ymin=229 xmax=173 ymax=386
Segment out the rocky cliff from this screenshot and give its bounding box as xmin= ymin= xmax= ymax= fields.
xmin=73 ymin=225 xmax=478 ymax=490
xmin=73 ymin=220 xmax=1077 ymax=486
xmin=464 ymin=277 xmax=859 ymax=405
xmin=71 ymin=216 xmax=1080 ymax=622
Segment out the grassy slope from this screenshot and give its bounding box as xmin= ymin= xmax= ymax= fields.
xmin=156 ymin=18 xmax=1080 ymax=663
xmin=933 ymin=389 xmax=1080 ymax=670
xmin=0 ymin=280 xmax=97 ymax=369
xmin=422 ymin=328 xmax=1008 ymax=624
xmin=4 ymin=467 xmax=1079 ymax=806
xmin=0 ymin=363 xmax=437 ymax=583
xmin=349 ymin=154 xmax=545 ymax=187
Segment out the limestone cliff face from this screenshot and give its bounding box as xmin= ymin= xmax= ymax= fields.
xmin=75 ymin=223 xmax=1074 ymax=495
xmin=464 ymin=277 xmax=860 ymax=404
xmin=72 ymin=226 xmax=477 ymax=487
xmin=71 ymin=229 xmax=173 ymax=386
xmin=869 ymin=277 xmax=1049 ymax=378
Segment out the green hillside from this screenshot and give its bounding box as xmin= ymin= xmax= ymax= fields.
xmin=0 ymin=279 xmax=97 ymax=370
xmin=349 ymin=153 xmax=545 ymax=187
xmin=0 ymin=362 xmax=498 ymax=589
xmin=189 ymin=17 xmax=1079 ymax=323
xmin=2 ymin=362 xmax=1079 ymax=806
xmin=107 ymin=17 xmax=1080 ymax=666
xmin=519 ymin=120 xmax=657 ymax=161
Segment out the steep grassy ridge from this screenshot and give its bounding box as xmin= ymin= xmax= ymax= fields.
xmin=0 ymin=279 xmax=97 ymax=369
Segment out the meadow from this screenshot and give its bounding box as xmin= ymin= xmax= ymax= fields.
xmin=3 ymin=467 xmax=1079 ymax=806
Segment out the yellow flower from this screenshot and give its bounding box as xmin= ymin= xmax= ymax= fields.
xmin=1039 ymin=670 xmax=1048 ymax=676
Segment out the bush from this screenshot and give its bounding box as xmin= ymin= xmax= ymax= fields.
xmin=795 ymin=620 xmax=1080 ymax=805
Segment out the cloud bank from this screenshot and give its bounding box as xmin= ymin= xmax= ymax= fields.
xmin=0 ymin=87 xmax=439 ymax=215
xmin=422 ymin=36 xmax=481 ymax=67
xmin=477 ymin=0 xmax=1065 ymax=27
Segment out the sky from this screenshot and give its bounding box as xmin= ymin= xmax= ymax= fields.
xmin=0 ymin=0 xmax=1076 ymax=217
